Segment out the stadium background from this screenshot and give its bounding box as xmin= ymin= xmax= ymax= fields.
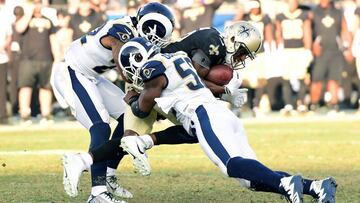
xmin=0 ymin=0 xmax=360 ymax=202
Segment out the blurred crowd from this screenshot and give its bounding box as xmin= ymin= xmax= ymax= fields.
xmin=0 ymin=0 xmax=360 ymax=125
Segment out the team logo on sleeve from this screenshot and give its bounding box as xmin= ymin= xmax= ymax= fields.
xmin=116 ymin=26 xmax=134 ymax=43
xmin=142 ymin=68 xmax=156 ymax=79
xmin=209 ymin=44 xmax=219 ymax=56
xmin=117 ymin=32 xmax=131 ymax=42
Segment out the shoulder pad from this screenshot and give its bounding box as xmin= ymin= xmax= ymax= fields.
xmin=140 ymin=59 xmax=167 ymax=82
xmin=107 ymin=20 xmax=138 ymax=43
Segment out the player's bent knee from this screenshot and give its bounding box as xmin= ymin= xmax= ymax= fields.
xmin=89 ymin=122 xmax=111 ymax=149
xmin=226 ymin=156 xmax=245 ymax=178
xmin=225 ymin=157 xmax=252 ymax=189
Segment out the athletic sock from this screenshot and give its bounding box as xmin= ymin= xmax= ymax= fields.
xmin=91 ymin=138 xmax=123 ymax=163
xmin=154 ymin=125 xmax=198 ymax=145
xmin=89 ymin=122 xmax=111 ymax=186
xmin=107 ymin=115 xmax=125 ymax=169
xmin=250 ymin=171 xmax=290 ymax=193
xmin=91 ymin=185 xmax=107 ymax=196
xmin=227 ymin=157 xmax=283 ymax=194
xmin=106 ymin=167 xmax=117 ymax=177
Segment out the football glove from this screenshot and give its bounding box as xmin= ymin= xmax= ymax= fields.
xmin=221 ymin=88 xmax=248 ymax=108
xmin=224 ymin=71 xmax=242 ymax=95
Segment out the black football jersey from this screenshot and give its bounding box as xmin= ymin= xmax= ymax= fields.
xmin=313 ymin=4 xmax=342 ymax=49
xmin=276 ymin=9 xmax=308 ymax=48
xmin=162 ymin=27 xmax=226 ymax=69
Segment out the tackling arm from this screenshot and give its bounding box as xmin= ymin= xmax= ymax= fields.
xmin=131 ymin=76 xmax=167 ymax=118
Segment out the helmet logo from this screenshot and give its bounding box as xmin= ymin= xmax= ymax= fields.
xmin=142 ymin=68 xmax=156 ymax=79
xmin=238 ymin=25 xmax=251 ymax=37
xmin=209 ymin=44 xmax=219 ymax=56
xmin=117 ymin=32 xmax=130 ymax=42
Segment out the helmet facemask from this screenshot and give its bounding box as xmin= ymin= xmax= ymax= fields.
xmin=137 ymin=12 xmax=174 ymax=47
xmin=119 ymin=40 xmax=160 ymax=90
xmin=228 ymin=41 xmax=256 ymax=69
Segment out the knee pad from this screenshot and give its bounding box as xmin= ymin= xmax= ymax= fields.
xmin=89 ymin=122 xmax=111 ymax=150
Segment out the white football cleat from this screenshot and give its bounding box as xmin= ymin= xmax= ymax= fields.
xmin=311 ymin=177 xmax=337 ymax=203
xmin=120 ymin=136 xmax=151 ymax=176
xmin=279 ymin=175 xmax=304 ymax=203
xmin=62 ymin=153 xmax=89 ymax=197
xmin=87 ymin=191 xmax=127 ymax=203
xmin=106 ymin=175 xmax=133 ymax=199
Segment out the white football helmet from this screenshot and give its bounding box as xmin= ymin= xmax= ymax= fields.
xmin=118 ymin=37 xmax=160 ymax=89
xmin=136 ymin=2 xmax=175 ymax=47
xmin=224 ymin=21 xmax=263 ymax=69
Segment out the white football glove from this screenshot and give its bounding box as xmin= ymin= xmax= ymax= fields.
xmin=224 ymin=71 xmax=242 ymax=95
xmin=221 ymin=88 xmax=248 ymax=108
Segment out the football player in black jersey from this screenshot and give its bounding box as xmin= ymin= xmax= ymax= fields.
xmin=275 ymin=0 xmax=313 ymax=115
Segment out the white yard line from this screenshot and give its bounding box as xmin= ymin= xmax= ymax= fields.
xmin=0 ymin=149 xmax=80 ymax=156
xmin=0 ymin=149 xmax=206 ymax=158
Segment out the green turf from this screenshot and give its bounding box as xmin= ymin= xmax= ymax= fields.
xmin=0 ymin=120 xmax=359 ymax=203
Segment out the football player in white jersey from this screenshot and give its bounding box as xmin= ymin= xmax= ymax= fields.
xmin=61 ymin=35 xmax=337 ymax=203
xmin=60 ymin=22 xmax=337 ymax=202
xmin=52 ymin=2 xmax=175 ymax=203
xmin=117 ymin=37 xmax=337 ymax=203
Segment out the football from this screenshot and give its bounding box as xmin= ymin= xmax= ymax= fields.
xmin=205 ymin=64 xmax=233 ymax=86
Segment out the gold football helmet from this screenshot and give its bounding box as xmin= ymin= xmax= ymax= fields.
xmin=224 ymin=21 xmax=263 ymax=69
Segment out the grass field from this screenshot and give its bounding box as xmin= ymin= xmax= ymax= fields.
xmin=0 ymin=119 xmax=360 ymax=203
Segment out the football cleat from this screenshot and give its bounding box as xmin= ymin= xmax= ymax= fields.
xmin=87 ymin=191 xmax=127 ymax=203
xmin=311 ymin=177 xmax=337 ymax=203
xmin=106 ymin=175 xmax=133 ymax=199
xmin=120 ymin=136 xmax=151 ymax=176
xmin=279 ymin=175 xmax=304 ymax=203
xmin=62 ymin=153 xmax=88 ymax=197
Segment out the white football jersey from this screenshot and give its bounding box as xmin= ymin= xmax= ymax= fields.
xmin=139 ymin=52 xmax=217 ymax=134
xmin=65 ymin=16 xmax=138 ymax=77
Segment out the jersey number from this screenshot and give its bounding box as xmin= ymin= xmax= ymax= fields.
xmin=174 ymin=58 xmax=204 ymax=90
